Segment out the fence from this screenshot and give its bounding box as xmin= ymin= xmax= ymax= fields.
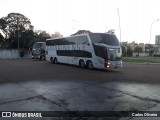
xmin=133 ymin=52 xmax=149 ymax=57
xmin=0 ymin=49 xmax=31 ymax=59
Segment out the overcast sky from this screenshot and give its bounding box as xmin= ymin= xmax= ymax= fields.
xmin=1 ymin=0 xmax=160 ymax=44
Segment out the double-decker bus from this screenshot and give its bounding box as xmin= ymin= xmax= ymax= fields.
xmin=45 ymin=33 xmax=122 ymax=69
xmin=32 ymin=42 xmax=46 ymax=60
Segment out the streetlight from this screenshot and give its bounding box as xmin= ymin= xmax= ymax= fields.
xmin=149 ymin=19 xmax=159 ymax=55
xmin=117 ymin=8 xmax=121 ymax=43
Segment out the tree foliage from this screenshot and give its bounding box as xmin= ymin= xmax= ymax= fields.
xmin=0 ymin=13 xmax=53 ymax=49
xmin=127 ymin=47 xmax=133 ymax=57
xmin=134 ymin=46 xmax=142 ymax=56
xmin=134 ymin=46 xmax=142 ymax=53
xmin=71 ymin=30 xmax=92 ymax=36
xmin=121 ymin=45 xmax=127 ymax=57
xmin=0 ymin=13 xmax=34 ymax=48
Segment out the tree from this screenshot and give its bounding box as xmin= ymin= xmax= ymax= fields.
xmin=0 ymin=33 xmax=5 ymax=47
xmin=134 ymin=46 xmax=142 ymax=56
xmin=121 ymin=45 xmax=127 ymax=57
xmin=51 ymin=32 xmax=63 ymax=38
xmin=38 ymin=31 xmax=51 ymax=42
xmin=148 ymin=44 xmax=154 ymax=56
xmin=0 ymin=18 xmax=7 ymax=36
xmin=127 ymin=46 xmax=133 ymax=57
xmin=0 ymin=33 xmax=4 ymax=42
xmin=71 ymin=30 xmax=92 ymax=36
xmin=0 ymin=13 xmax=34 ymax=48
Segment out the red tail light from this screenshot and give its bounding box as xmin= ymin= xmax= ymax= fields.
xmin=104 ymin=60 xmax=109 ymax=68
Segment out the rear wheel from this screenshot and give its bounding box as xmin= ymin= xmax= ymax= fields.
xmin=50 ymin=57 xmax=54 ymax=64
xmin=86 ymin=60 xmax=93 ymax=69
xmin=79 ymin=59 xmax=85 ymax=68
xmin=53 ymin=58 xmax=58 ymax=64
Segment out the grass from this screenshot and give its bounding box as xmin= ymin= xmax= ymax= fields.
xmin=122 ymin=57 xmax=160 ymax=63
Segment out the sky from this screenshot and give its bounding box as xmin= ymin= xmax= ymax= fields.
xmin=1 ymin=0 xmax=160 ymax=44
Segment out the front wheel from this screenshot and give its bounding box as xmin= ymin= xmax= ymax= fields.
xmin=53 ymin=58 xmax=58 ymax=64
xmin=40 ymin=56 xmax=45 ymax=60
xmin=79 ymin=60 xmax=85 ymax=68
xmin=86 ymin=61 xmax=93 ymax=69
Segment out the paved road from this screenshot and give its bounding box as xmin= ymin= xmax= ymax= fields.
xmin=0 ymin=59 xmax=160 ymax=120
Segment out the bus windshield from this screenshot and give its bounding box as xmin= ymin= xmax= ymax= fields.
xmin=89 ymin=33 xmax=120 ymax=46
xmin=108 ymin=48 xmax=121 ymax=61
xmin=32 ymin=49 xmax=40 ymax=55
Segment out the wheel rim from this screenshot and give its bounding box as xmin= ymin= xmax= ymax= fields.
xmin=41 ymin=56 xmax=44 ymax=60
xmin=80 ymin=61 xmax=85 ymax=68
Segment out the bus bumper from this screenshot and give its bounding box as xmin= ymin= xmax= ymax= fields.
xmin=32 ymin=55 xmax=40 ymax=59
xmin=105 ymin=61 xmax=122 ymax=69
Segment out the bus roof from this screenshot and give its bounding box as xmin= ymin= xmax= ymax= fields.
xmin=46 ymin=33 xmax=116 ymax=41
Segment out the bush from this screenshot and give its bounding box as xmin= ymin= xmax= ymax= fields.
xmin=153 ymin=54 xmax=160 ymax=57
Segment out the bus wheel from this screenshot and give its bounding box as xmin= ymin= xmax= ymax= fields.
xmin=86 ymin=60 xmax=93 ymax=69
xmin=79 ymin=60 xmax=85 ymax=68
xmin=40 ymin=56 xmax=45 ymax=60
xmin=50 ymin=57 xmax=54 ymax=64
xmin=54 ymin=58 xmax=58 ymax=64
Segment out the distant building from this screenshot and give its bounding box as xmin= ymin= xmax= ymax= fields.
xmin=139 ymin=43 xmax=145 ymax=52
xmin=121 ymin=41 xmax=148 ymax=56
xmin=129 ymin=41 xmax=138 ymax=51
xmin=155 ymin=35 xmax=160 ymax=45
xmin=121 ymin=41 xmax=128 ymax=46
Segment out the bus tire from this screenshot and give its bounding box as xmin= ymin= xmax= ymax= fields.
xmin=40 ymin=56 xmax=45 ymax=60
xmin=79 ymin=59 xmax=85 ymax=68
xmin=86 ymin=60 xmax=93 ymax=69
xmin=54 ymin=58 xmax=58 ymax=64
xmin=50 ymin=57 xmax=54 ymax=64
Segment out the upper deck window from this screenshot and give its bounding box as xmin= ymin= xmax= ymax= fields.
xmin=89 ymin=33 xmax=120 ymax=46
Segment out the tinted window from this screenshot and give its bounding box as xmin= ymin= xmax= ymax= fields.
xmin=32 ymin=49 xmax=40 ymax=55
xmin=89 ymin=33 xmax=120 ymax=46
xmin=93 ymin=44 xmax=108 ymax=59
xmin=46 ymin=36 xmax=89 ymax=46
xmin=46 ymin=38 xmax=64 ymax=45
xmin=57 ymin=50 xmax=92 ymax=58
xmin=65 ymin=36 xmax=89 ymax=44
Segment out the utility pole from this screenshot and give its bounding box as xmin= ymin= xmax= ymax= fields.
xmin=117 ymin=8 xmax=121 ymax=43
xmin=17 ymin=17 xmax=20 ymax=59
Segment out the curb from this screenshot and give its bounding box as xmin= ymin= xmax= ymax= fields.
xmin=123 ymin=62 xmax=160 ymax=65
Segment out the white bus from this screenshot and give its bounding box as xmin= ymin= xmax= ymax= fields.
xmin=45 ymin=33 xmax=122 ymax=69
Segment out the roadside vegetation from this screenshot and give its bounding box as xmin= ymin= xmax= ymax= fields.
xmin=0 ymin=13 xmax=51 ymax=49
xmin=122 ymin=57 xmax=160 ymax=63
